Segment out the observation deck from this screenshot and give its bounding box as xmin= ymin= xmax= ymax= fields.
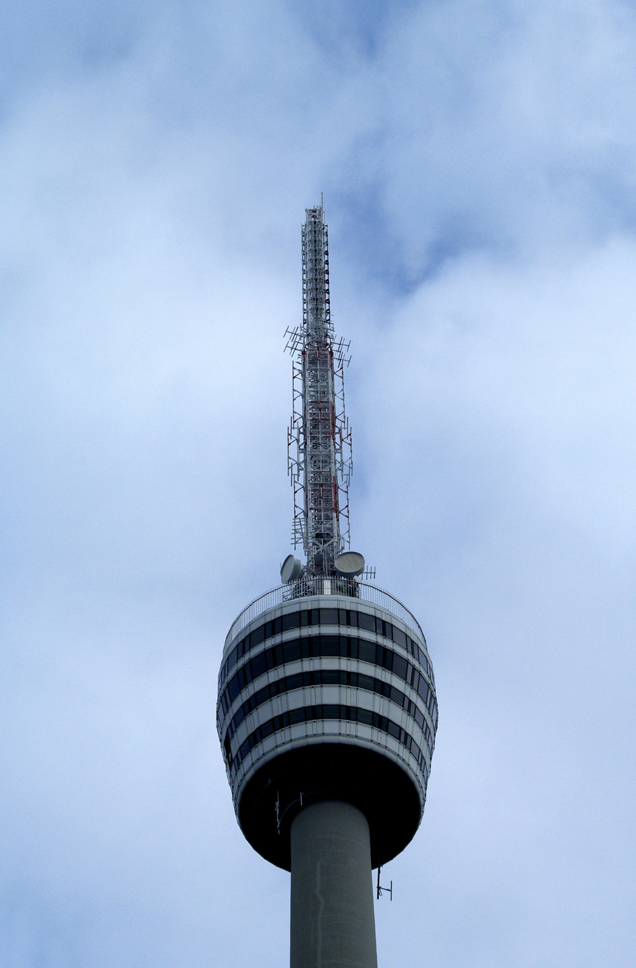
xmin=217 ymin=579 xmax=437 ymax=871
xmin=223 ymin=579 xmax=429 ymax=651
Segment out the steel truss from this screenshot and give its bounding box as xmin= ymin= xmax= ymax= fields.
xmin=286 ymin=205 xmax=352 ymax=577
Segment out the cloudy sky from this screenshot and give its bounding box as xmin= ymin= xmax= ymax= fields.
xmin=2 ymin=0 xmax=636 ymax=965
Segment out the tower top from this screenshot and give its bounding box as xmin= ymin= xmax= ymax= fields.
xmin=217 ymin=204 xmax=437 ymax=878
xmin=286 ymin=204 xmax=353 ymax=577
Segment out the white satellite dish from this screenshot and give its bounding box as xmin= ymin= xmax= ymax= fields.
xmin=281 ymin=555 xmax=303 ymax=583
xmin=334 ymin=551 xmax=365 ymax=578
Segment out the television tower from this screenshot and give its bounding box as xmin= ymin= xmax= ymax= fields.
xmin=217 ymin=204 xmax=437 ymax=968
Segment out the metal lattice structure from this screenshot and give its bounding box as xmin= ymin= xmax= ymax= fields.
xmin=286 ymin=205 xmax=352 ymax=577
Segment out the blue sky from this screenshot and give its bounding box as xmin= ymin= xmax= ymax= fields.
xmin=1 ymin=1 xmax=636 ymax=966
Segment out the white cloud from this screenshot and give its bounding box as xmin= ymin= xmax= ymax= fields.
xmin=1 ymin=1 xmax=636 ymax=966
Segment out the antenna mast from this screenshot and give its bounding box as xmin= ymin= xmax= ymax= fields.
xmin=286 ymin=204 xmax=352 ymax=577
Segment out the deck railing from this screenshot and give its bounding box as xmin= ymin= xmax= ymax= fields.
xmin=225 ymin=578 xmax=426 ymax=647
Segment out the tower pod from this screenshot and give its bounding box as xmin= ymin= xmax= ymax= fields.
xmin=217 ymin=583 xmax=437 ymax=871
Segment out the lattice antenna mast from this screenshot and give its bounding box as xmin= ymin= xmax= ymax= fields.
xmin=286 ymin=204 xmax=352 ymax=577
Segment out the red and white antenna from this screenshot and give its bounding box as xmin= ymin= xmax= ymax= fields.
xmin=285 ymin=203 xmax=353 ymax=578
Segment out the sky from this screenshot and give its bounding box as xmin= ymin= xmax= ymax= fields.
xmin=1 ymin=1 xmax=635 ymax=966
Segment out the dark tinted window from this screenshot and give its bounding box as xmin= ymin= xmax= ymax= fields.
xmin=320 ymin=609 xmax=339 ymax=625
xmin=282 ymin=612 xmax=301 ymax=632
xmin=393 ymin=654 xmax=408 ymax=681
xmin=250 ymin=652 xmax=267 ymax=681
xmin=321 ymin=635 xmax=340 ymax=656
xmin=227 ymin=677 xmax=240 ymax=703
xmin=358 ymin=640 xmax=376 ymax=664
xmin=392 ymin=627 xmax=406 ymax=648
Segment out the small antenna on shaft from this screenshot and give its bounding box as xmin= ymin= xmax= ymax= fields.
xmin=376 ymin=866 xmax=393 ymax=901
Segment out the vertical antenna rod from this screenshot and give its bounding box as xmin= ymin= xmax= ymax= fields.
xmin=287 ymin=204 xmax=352 ymax=577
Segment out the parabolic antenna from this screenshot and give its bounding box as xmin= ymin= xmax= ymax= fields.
xmin=334 ymin=551 xmax=365 ymax=578
xmin=281 ymin=555 xmax=303 ymax=584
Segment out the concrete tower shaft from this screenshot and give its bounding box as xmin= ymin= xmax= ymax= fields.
xmin=290 ymin=801 xmax=378 ymax=968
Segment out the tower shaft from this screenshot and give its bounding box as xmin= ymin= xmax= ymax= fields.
xmin=290 ymin=800 xmax=378 ymax=968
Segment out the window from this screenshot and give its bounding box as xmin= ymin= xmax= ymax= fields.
xmin=320 ymin=609 xmax=338 ymax=626
xmin=358 ymin=613 xmax=375 ymax=632
xmin=392 ymin=627 xmax=406 ymax=648
xmin=393 ymin=655 xmax=408 ymax=680
xmin=282 ymin=612 xmax=301 ymax=632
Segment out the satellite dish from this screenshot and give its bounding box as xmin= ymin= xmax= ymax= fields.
xmin=281 ymin=555 xmax=303 ymax=583
xmin=334 ymin=551 xmax=365 ymax=578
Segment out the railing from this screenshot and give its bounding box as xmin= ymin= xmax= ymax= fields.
xmin=225 ymin=578 xmax=426 ymax=647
